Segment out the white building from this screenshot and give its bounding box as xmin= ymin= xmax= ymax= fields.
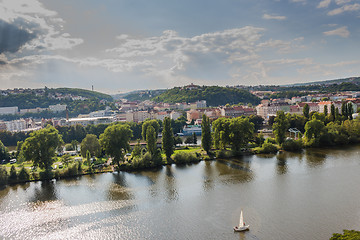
xmin=66 ymin=116 xmax=115 ymax=126
xmin=49 ymin=104 xmax=67 ymax=113
xmin=5 ymin=119 xmax=27 ymax=132
xmin=0 ymin=106 xmax=18 ymax=115
xmin=170 ymin=111 xmax=182 ymax=120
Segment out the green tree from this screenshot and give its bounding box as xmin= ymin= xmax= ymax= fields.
xmin=330 ymin=104 xmax=336 ymax=121
xmin=347 ymin=102 xmax=354 ymax=120
xmin=15 ymin=141 xmax=23 ymax=158
xmin=174 ymin=136 xmax=183 ymax=146
xmin=0 ymin=166 xmax=8 ymax=186
xmin=0 ymin=140 xmax=9 ymax=161
xmin=86 ymin=150 xmax=93 ymax=173
xmin=99 ymin=124 xmax=132 ymax=169
xmin=18 ymin=166 xmax=30 ymax=182
xmin=146 ymin=126 xmax=157 ymax=155
xmin=21 ymin=126 xmax=63 ymax=171
xmin=273 ymin=111 xmax=290 ymax=146
xmin=9 ymin=165 xmax=17 ymax=181
xmin=131 ymin=139 xmax=142 ymax=158
xmin=324 ymin=105 xmax=328 ymax=116
xmin=162 ymin=117 xmax=174 ymax=161
xmin=61 ymin=154 xmax=72 ymax=167
xmin=304 ymin=119 xmax=326 ymax=146
xmin=212 ymin=118 xmax=230 ymax=149
xmin=193 ymin=132 xmax=197 ymax=145
xmin=80 ymin=134 xmax=101 ymax=158
xmin=201 ymin=114 xmax=212 ymax=154
xmin=330 ymin=230 xmax=360 ymax=240
xmin=71 ymin=140 xmax=79 ymax=152
xmin=185 ymin=136 xmax=193 ymax=145
xmin=229 ymin=117 xmax=254 ymax=153
xmin=303 ymin=103 xmax=310 ymax=119
xmin=142 ymin=120 xmax=160 ymax=140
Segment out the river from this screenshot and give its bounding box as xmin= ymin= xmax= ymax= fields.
xmin=1 ymin=145 xmax=360 ymax=240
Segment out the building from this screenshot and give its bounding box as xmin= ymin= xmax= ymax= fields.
xmin=170 ymin=111 xmax=182 ymax=120
xmin=20 ymin=107 xmax=47 ymax=114
xmin=0 ymin=106 xmax=18 ymax=115
xmin=5 ymin=119 xmax=27 ymax=132
xmin=49 ymin=104 xmax=67 ymax=113
xmin=220 ymin=106 xmax=256 ymax=118
xmin=65 ymin=116 xmax=115 ymax=126
xmin=182 ymin=125 xmax=202 ymax=136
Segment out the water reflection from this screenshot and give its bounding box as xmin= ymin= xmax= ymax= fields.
xmin=305 ymin=149 xmax=326 ymax=168
xmin=29 ymin=181 xmax=58 ymax=203
xmin=215 ymin=158 xmax=254 ymax=184
xmin=108 ymin=173 xmax=133 ymax=201
xmin=203 ymin=161 xmax=215 ymax=191
xmin=276 ymin=153 xmax=288 ymax=175
xmin=164 ymin=166 xmax=178 ymax=201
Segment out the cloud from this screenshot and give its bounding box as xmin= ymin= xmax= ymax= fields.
xmin=327 ymin=3 xmax=360 ymax=15
xmin=317 ymin=0 xmax=332 ymax=8
xmin=290 ymin=0 xmax=307 ymax=4
xmin=0 ymin=19 xmax=35 ymax=54
xmin=0 ymin=0 xmax=83 ymax=54
xmin=262 ymin=14 xmax=287 ymax=20
xmin=335 ymin=0 xmax=352 ymax=5
xmin=323 ymin=26 xmax=350 ymax=37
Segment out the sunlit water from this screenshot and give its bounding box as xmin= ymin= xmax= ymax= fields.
xmin=1 ymin=146 xmax=360 ymax=240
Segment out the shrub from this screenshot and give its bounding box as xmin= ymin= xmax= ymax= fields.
xmin=62 ymin=163 xmax=79 ymax=177
xmin=216 ymin=150 xmax=233 ymax=159
xmin=282 ymin=139 xmax=303 ymax=152
xmin=18 ymin=167 xmax=30 ymax=182
xmin=9 ymin=165 xmax=17 ymax=182
xmin=0 ymin=166 xmax=8 ymax=186
xmin=264 ymin=137 xmax=276 ymax=144
xmin=254 ymin=142 xmax=278 ymax=154
xmin=173 ymin=152 xmax=199 ymax=164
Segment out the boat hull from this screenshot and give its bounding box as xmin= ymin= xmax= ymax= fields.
xmin=233 ymin=225 xmax=250 ymax=232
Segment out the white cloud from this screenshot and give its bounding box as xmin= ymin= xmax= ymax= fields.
xmin=257 ymin=37 xmax=305 ymax=54
xmin=327 ymin=3 xmax=360 ymax=15
xmin=0 ymin=0 xmax=83 ymax=54
xmin=335 ymin=0 xmax=352 ymax=5
xmin=317 ymin=0 xmax=332 ymax=8
xmin=323 ymin=26 xmax=350 ymax=37
xmin=262 ymin=14 xmax=287 ymax=20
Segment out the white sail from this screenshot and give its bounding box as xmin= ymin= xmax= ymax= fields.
xmin=239 ymin=210 xmax=244 ymax=227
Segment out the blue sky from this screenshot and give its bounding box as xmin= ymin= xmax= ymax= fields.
xmin=0 ymin=0 xmax=359 ymax=93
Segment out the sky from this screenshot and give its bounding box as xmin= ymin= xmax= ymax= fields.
xmin=0 ymin=0 xmax=359 ymax=94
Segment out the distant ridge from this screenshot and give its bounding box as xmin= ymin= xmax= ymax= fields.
xmin=283 ymin=76 xmax=360 ymax=87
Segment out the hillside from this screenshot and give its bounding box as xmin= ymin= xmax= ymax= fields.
xmin=118 ymin=89 xmax=166 ymax=101
xmin=152 ymin=86 xmax=260 ymax=106
xmin=0 ymin=87 xmax=113 ymax=109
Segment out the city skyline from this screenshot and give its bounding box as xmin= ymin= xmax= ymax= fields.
xmin=0 ymin=0 xmax=359 ymax=94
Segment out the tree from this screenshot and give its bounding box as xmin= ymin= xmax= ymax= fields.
xmin=162 ymin=117 xmax=174 ymax=161
xmin=304 ymin=119 xmax=326 ymax=146
xmin=185 ymin=136 xmax=193 ymax=145
xmin=61 ymin=154 xmax=72 ymax=167
xmin=248 ymin=115 xmax=264 ymax=131
xmin=303 ymin=103 xmax=310 ymax=119
xmin=212 ymin=118 xmax=230 ymax=149
xmin=273 ymin=111 xmax=290 ymax=146
xmin=15 ymin=141 xmax=23 ymax=158
xmin=347 ymin=102 xmax=354 ymax=120
xmin=9 ymin=165 xmax=17 ymax=181
xmin=146 ymin=126 xmax=157 ymax=155
xmin=131 ymin=139 xmax=142 ymax=158
xmin=229 ymin=117 xmax=254 ymax=153
xmin=86 ymin=150 xmax=93 ymax=173
xmin=0 ymin=166 xmax=8 ymax=186
xmin=193 ymin=132 xmax=197 ymax=145
xmin=330 ymin=104 xmax=336 ymax=121
xmin=99 ymin=124 xmax=132 ymax=169
xmin=201 ymin=114 xmax=212 ymax=154
xmin=324 ymin=105 xmax=328 ymax=116
xmin=174 ymin=136 xmax=183 ymax=146
xmin=0 ymin=140 xmax=9 ymax=161
xmin=80 ymin=134 xmax=101 ymax=158
xmin=142 ymin=120 xmax=160 ymax=140
xmin=71 ymin=140 xmax=79 ymax=152
xmin=21 ymin=126 xmax=63 ymax=171
xmin=330 ymin=230 xmax=360 ymax=240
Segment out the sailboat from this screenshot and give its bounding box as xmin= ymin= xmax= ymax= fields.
xmin=233 ymin=210 xmax=249 ymax=232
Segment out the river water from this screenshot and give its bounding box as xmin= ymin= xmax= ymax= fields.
xmin=1 ymin=146 xmax=360 ymax=240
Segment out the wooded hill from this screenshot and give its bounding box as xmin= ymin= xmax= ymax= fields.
xmin=152 ymin=86 xmax=260 ymax=106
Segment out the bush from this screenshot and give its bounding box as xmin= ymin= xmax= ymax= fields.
xmin=173 ymin=152 xmax=199 ymax=164
xmin=9 ymin=165 xmax=17 ymax=182
xmin=63 ymin=163 xmax=79 ymax=177
xmin=216 ymin=150 xmax=233 ymax=159
xmin=0 ymin=166 xmax=8 ymax=186
xmin=264 ymin=137 xmax=276 ymax=144
xmin=18 ymin=167 xmax=30 ymax=182
xmin=282 ymin=139 xmax=303 ymax=152
xmin=254 ymin=142 xmax=278 ymax=154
